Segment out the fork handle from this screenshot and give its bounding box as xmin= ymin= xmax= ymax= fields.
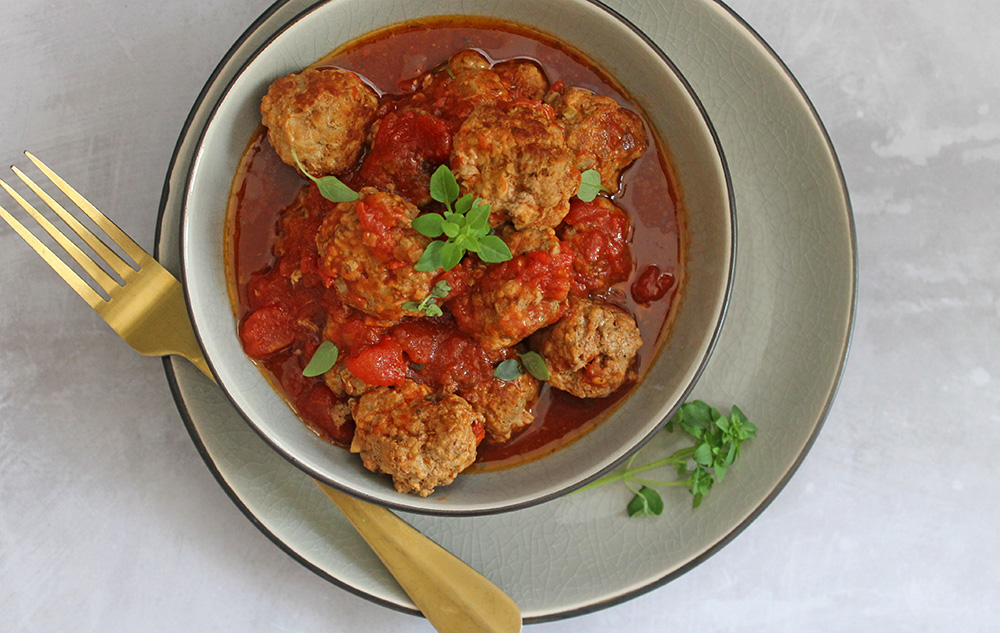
xmin=183 ymin=327 xmax=521 ymax=632
xmin=317 ymin=483 xmax=522 ymax=633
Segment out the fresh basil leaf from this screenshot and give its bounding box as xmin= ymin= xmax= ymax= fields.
xmin=415 ymin=240 xmax=444 ymax=272
xmin=430 ymin=164 xmax=459 ymax=207
xmin=576 ymin=168 xmax=608 ymax=202
xmin=493 ymin=358 xmax=523 ymax=381
xmin=302 ymin=341 xmax=339 ymax=377
xmin=412 ymin=213 xmax=445 ymax=238
xmin=519 ymin=351 xmax=549 ymax=381
xmin=626 ymin=486 xmax=664 ymax=517
xmin=475 ymin=235 xmax=512 ymax=263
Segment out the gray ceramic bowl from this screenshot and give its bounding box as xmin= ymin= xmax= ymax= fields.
xmin=180 ymin=0 xmax=735 ymax=515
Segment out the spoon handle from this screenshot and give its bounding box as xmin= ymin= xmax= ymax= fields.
xmin=317 ymin=482 xmax=522 ymax=633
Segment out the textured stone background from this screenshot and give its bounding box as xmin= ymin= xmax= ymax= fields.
xmin=1 ymin=0 xmax=997 ymax=630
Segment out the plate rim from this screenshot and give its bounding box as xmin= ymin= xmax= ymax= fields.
xmin=154 ymin=0 xmax=857 ymax=622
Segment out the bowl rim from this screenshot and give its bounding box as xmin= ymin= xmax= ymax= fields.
xmin=177 ymin=0 xmax=737 ymax=516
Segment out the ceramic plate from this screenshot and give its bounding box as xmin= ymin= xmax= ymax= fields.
xmin=154 ymin=0 xmax=855 ymax=621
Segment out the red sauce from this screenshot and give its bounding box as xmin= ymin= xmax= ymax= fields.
xmin=226 ymin=17 xmax=682 ymax=469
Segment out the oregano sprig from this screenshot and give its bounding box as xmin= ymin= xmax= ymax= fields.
xmin=576 ymin=168 xmax=608 ymax=202
xmin=413 ymin=165 xmax=512 ymax=271
xmin=290 ymin=147 xmax=358 ymax=203
xmin=576 ymin=401 xmax=757 ymax=515
xmin=402 ymin=280 xmax=452 ymax=317
xmin=302 ymin=340 xmax=339 ymax=377
xmin=494 ymin=351 xmax=550 ymax=382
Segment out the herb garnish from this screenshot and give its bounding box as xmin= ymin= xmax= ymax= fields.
xmin=577 ymin=401 xmax=757 ymax=514
xmin=302 ymin=340 xmax=340 ymax=377
xmin=402 ymin=280 xmax=452 ymax=317
xmin=494 ymin=351 xmax=550 ymax=382
xmin=576 ymin=168 xmax=608 ymax=202
xmin=290 ymin=148 xmax=359 ymax=203
xmin=413 ymin=165 xmax=512 ymax=271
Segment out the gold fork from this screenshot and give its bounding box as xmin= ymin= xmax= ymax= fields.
xmin=0 ymin=152 xmax=521 ymax=633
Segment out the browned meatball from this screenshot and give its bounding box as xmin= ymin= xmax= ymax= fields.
xmin=460 ymin=372 xmax=540 ymax=443
xmin=492 ymin=59 xmax=549 ymax=100
xmin=558 ymin=196 xmax=633 ymax=293
xmin=316 ymin=187 xmax=437 ymax=324
xmin=452 ymin=100 xmax=580 ymax=230
xmin=400 ymin=50 xmax=511 ymax=131
xmin=261 ymin=67 xmax=378 ymax=176
xmin=530 ymin=296 xmax=642 ymax=398
xmin=322 ymin=358 xmax=371 ymax=398
xmin=545 ymin=86 xmax=647 ymax=193
xmin=448 ymin=228 xmax=574 ymax=350
xmin=350 ymin=381 xmax=483 ymax=496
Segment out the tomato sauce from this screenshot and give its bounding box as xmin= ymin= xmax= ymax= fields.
xmin=226 ymin=17 xmax=682 ymax=468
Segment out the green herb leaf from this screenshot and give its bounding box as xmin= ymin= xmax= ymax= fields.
xmin=429 ymin=164 xmax=460 ymax=208
xmin=442 ymin=221 xmax=461 ymax=238
xmin=440 ymin=240 xmax=463 ymax=271
xmin=454 ymin=193 xmax=474 ymax=215
xmin=415 ymin=240 xmax=445 ymax=272
xmin=576 ymin=168 xmax=608 ymax=202
xmin=493 ymin=358 xmax=524 ymax=381
xmin=413 ymin=167 xmax=513 ymax=272
xmin=626 ymin=486 xmax=664 ymax=517
xmin=302 ymin=341 xmax=339 ymax=377
xmin=476 ymin=234 xmax=513 ymax=263
xmin=518 ymin=351 xmax=549 ymax=381
xmin=465 ymin=200 xmax=491 ymax=230
xmin=403 ymin=280 xmax=452 ymax=317
xmin=412 ymin=213 xmax=445 ymax=238
xmin=429 ymin=280 xmax=452 ymax=299
xmin=290 ymin=148 xmax=358 ymax=203
xmin=574 ymin=400 xmax=757 ymax=514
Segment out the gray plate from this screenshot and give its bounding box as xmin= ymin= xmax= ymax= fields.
xmin=154 ymin=0 xmax=855 ymax=622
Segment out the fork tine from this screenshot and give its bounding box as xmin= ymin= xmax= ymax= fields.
xmin=24 ymin=151 xmax=150 ymax=267
xmin=11 ymin=164 xmax=135 ymax=279
xmin=0 ymin=202 xmax=105 ymax=308
xmin=0 ymin=177 xmax=121 ymax=296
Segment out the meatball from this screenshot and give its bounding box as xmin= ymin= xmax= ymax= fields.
xmin=261 ymin=67 xmax=379 ymax=176
xmin=400 ymin=50 xmax=511 ymax=131
xmin=452 ymin=100 xmax=580 ymax=230
xmin=323 ymin=358 xmax=371 ymax=398
xmin=448 ymin=228 xmax=573 ymax=350
xmin=544 ymin=86 xmax=647 ymax=193
xmin=530 ymin=296 xmax=642 ymax=398
xmin=316 ymin=187 xmax=437 ymax=324
xmin=350 ymin=381 xmax=484 ymax=496
xmin=558 ymin=196 xmax=633 ymax=292
xmin=460 ymin=372 xmax=540 ymax=443
xmin=492 ymin=59 xmax=549 ymax=100
xmin=358 ymin=109 xmax=452 ymax=206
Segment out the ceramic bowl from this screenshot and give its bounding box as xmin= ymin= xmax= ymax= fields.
xmin=180 ymin=0 xmax=735 ymax=515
